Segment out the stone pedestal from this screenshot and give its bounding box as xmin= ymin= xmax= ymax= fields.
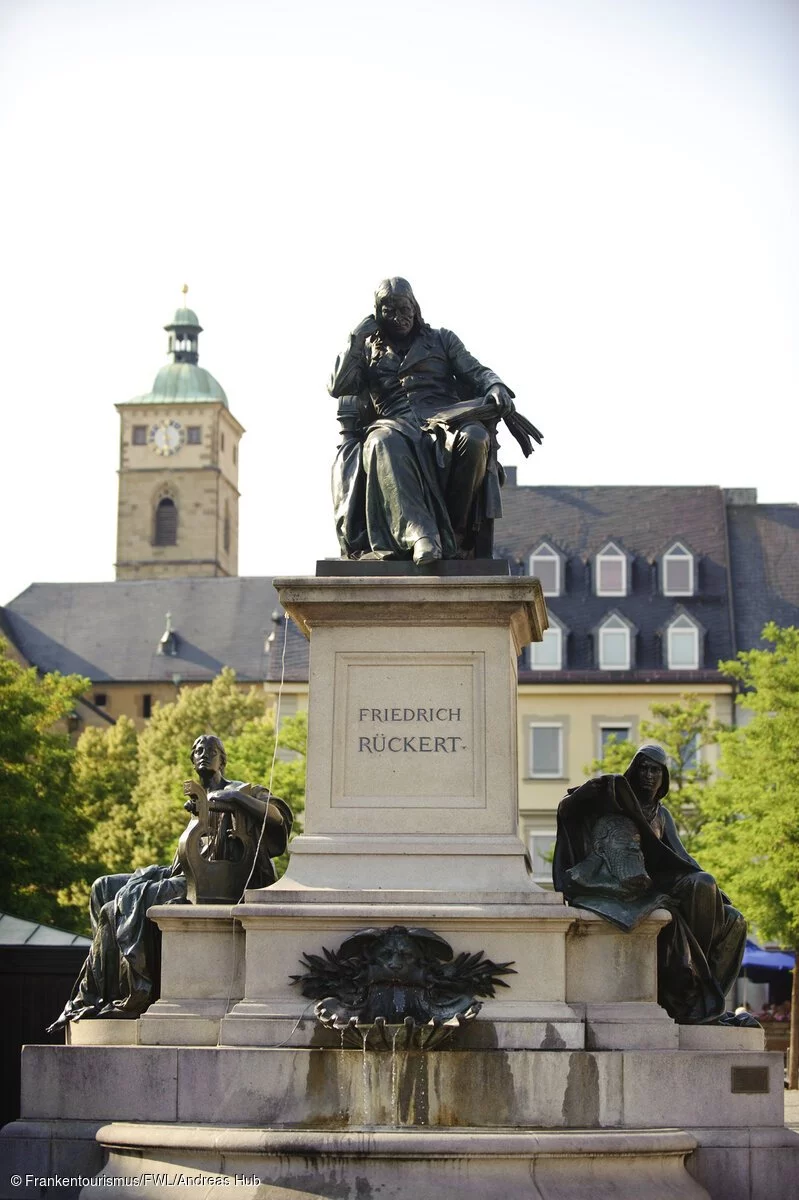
xmin=265 ymin=576 xmax=546 ymax=895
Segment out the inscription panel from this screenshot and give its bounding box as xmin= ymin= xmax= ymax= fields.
xmin=331 ymin=651 xmax=486 ymax=808
xmin=730 ymin=1066 xmax=770 ymax=1094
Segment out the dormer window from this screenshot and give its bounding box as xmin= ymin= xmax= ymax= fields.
xmin=529 ymin=542 xmax=562 ymax=596
xmin=595 ymin=542 xmax=627 ymax=596
xmin=666 ymin=612 xmax=701 ymax=669
xmin=529 ymin=616 xmax=565 ymax=670
xmin=662 ymin=542 xmax=695 ymax=596
xmin=597 ymin=612 xmax=634 ymax=670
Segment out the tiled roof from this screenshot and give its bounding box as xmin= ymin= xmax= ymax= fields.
xmin=5 ymin=487 xmax=788 ymax=689
xmin=3 ymin=577 xmax=285 ymax=684
xmin=496 ymin=485 xmax=734 ymax=679
xmin=726 ymin=503 xmax=799 ymax=652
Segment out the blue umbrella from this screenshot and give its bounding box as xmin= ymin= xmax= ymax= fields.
xmin=741 ymin=939 xmax=795 ymax=971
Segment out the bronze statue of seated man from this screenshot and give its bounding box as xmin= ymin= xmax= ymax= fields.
xmin=553 ymin=743 xmax=757 ymax=1027
xmin=329 ymin=277 xmax=542 ymax=564
xmin=49 ymin=735 xmax=292 ymax=1028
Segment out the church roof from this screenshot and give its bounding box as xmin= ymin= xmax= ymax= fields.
xmin=124 ymin=361 xmax=229 ymax=407
xmin=1 ymin=578 xmax=308 ymax=684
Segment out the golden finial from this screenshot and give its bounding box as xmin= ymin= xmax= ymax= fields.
xmin=181 ymin=283 xmax=189 ymax=299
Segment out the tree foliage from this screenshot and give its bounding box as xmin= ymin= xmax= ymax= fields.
xmin=66 ymin=671 xmax=307 ymax=908
xmin=695 ymin=624 xmax=799 ymax=1087
xmin=58 ymin=715 xmax=140 ymax=920
xmin=0 ymin=636 xmax=89 ymax=926
xmin=585 ymin=694 xmax=723 ymax=847
xmin=123 ymin=668 xmax=269 ymax=869
xmin=697 ymin=626 xmax=799 ymax=947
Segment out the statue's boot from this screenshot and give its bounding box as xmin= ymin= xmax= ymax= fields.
xmin=413 ymin=537 xmax=442 ymax=565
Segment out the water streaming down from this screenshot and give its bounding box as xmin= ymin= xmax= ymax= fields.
xmin=338 ymin=1026 xmax=347 ymax=1123
xmin=293 ymin=925 xmax=516 ymax=1126
xmin=390 ymin=1025 xmax=402 ymax=1125
xmin=359 ymin=1024 xmax=370 ymax=1126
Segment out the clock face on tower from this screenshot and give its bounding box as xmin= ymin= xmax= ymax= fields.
xmin=149 ymin=419 xmax=186 ymax=456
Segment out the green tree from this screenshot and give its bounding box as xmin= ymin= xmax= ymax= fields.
xmin=58 ymin=715 xmax=140 ymax=923
xmin=124 ymin=668 xmax=273 ymax=868
xmin=696 ymin=624 xmax=799 ymax=1087
xmin=81 ymin=670 xmax=306 ymax=881
xmin=226 ymin=710 xmax=307 ymax=876
xmin=585 ymin=694 xmax=723 ymax=848
xmin=0 ymin=636 xmax=89 ymax=927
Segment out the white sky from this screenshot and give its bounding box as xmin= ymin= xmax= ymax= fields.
xmin=1 ymin=0 xmax=797 ymax=604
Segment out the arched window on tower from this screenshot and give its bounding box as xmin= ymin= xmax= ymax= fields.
xmin=223 ymin=500 xmax=231 ymax=553
xmin=154 ymin=497 xmax=178 ymax=545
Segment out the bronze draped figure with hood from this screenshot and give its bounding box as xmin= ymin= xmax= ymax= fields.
xmin=329 ymin=277 xmax=542 ymax=564
xmin=553 ymin=744 xmax=751 ymax=1026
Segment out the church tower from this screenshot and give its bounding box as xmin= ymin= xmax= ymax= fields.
xmin=115 ymin=296 xmax=243 ymax=580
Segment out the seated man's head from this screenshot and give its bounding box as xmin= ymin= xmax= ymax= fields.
xmin=191 ymin=734 xmax=226 ymax=775
xmin=625 ymin=743 xmax=669 ymax=804
xmin=374 ymin=277 xmax=422 ymax=340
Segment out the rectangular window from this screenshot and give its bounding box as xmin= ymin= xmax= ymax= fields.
xmin=669 ymin=628 xmax=699 ymax=668
xmin=94 ymin=692 xmax=107 ymax=707
xmin=532 ymin=557 xmax=559 ymax=595
xmin=664 ymin=557 xmax=692 ymax=594
xmin=232 ymin=442 xmax=238 ymax=465
xmin=142 ymin=693 xmax=152 ymax=719
xmin=132 ymin=426 xmax=146 ymax=445
xmin=529 ymin=627 xmax=562 ymax=669
xmin=599 ymin=628 xmax=630 ymax=669
xmin=597 ymin=557 xmax=624 ymax=594
xmin=187 ymin=426 xmax=201 ymax=444
xmin=683 ymin=734 xmax=700 ymax=771
xmin=530 ymin=724 xmax=563 ymax=778
xmin=528 ymin=833 xmax=557 ymax=883
xmin=599 ymin=724 xmax=631 ymax=756
xmin=220 ymin=432 xmax=226 ymax=451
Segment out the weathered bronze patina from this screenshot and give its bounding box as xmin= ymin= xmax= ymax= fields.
xmin=48 ymin=735 xmax=292 ymax=1028
xmin=329 ymin=277 xmax=542 ymax=563
xmin=553 ymin=744 xmax=756 ymax=1026
xmin=293 ymin=924 xmax=515 ymax=1048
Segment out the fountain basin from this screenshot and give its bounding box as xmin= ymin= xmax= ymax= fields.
xmin=84 ymin=1124 xmax=711 ymax=1200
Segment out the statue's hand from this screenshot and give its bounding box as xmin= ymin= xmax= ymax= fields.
xmin=208 ymin=797 xmax=236 ymax=813
xmin=352 ymin=314 xmax=380 ymax=343
xmin=183 ymin=780 xmax=202 ymax=814
xmin=486 ymin=384 xmax=515 ymax=417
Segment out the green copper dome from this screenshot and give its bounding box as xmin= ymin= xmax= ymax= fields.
xmin=122 ymin=302 xmax=228 ymax=407
xmin=140 ymin=362 xmax=228 ymax=406
xmin=165 ymin=307 xmax=202 ymax=330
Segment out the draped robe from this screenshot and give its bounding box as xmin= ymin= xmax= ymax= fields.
xmin=553 ymin=773 xmax=747 ymax=1024
xmin=329 ymin=325 xmax=508 ymax=559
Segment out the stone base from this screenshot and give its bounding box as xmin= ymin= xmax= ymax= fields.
xmin=266 ymin=834 xmax=541 ymax=893
xmin=12 ymin=1044 xmax=786 ymax=1130
xmin=67 ymin=1021 xmax=140 ymax=1046
xmin=0 ymin=1120 xmax=105 ymax=1200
